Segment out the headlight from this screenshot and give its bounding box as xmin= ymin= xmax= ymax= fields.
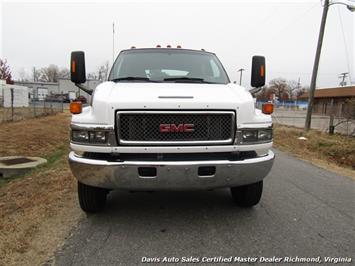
xmin=72 ymin=130 xmax=107 ymax=144
xmin=72 ymin=130 xmax=89 ymax=142
xmin=89 ymin=131 xmax=107 ymax=143
xmin=258 ymin=129 xmax=273 ymax=141
xmin=242 ymin=130 xmax=258 ymax=142
xmin=239 ymin=128 xmax=273 ymax=144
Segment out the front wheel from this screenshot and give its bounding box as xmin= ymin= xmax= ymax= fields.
xmin=230 ymin=181 xmax=263 ymax=207
xmin=78 ymin=182 xmax=108 ymax=213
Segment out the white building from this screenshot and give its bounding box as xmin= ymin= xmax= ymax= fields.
xmin=14 ymin=78 xmax=101 ymax=101
xmin=1 ymin=80 xmax=29 ymax=107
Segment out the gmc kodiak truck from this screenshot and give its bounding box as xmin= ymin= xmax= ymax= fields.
xmin=68 ymin=47 xmax=274 ymax=213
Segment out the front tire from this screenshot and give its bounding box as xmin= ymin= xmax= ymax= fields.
xmin=230 ymin=181 xmax=263 ymax=207
xmin=78 ymin=182 xmax=108 ymax=213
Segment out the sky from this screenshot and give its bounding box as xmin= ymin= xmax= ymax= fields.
xmin=0 ymin=0 xmax=354 ymax=88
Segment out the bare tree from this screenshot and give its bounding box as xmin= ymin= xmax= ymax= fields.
xmin=286 ymin=80 xmax=299 ymax=100
xmin=0 ymin=58 xmax=13 ymax=84
xmin=58 ymin=68 xmax=70 ymax=79
xmin=88 ymin=72 xmax=98 ymax=80
xmin=18 ymin=67 xmax=30 ymax=82
xmin=31 ymin=67 xmax=41 ymax=82
xmin=98 ymin=61 xmax=109 ymax=81
xmin=333 ymin=98 xmax=355 ymax=136
xmin=269 ymin=78 xmax=289 ymax=100
xmin=87 ymin=62 xmax=110 ymax=81
xmin=295 ymin=86 xmax=309 ymax=98
xmin=255 ymin=85 xmax=272 ymax=100
xmin=38 ymin=64 xmax=64 ymax=82
xmin=340 ymin=98 xmax=355 ymax=120
xmin=38 ymin=64 xmax=60 ymax=82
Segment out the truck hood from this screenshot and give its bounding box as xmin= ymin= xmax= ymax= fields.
xmin=74 ymin=82 xmax=271 ymax=127
xmin=95 ymin=82 xmax=252 ymax=109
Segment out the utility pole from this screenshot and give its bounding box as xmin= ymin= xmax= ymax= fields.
xmin=338 ymin=72 xmax=348 ymax=86
xmin=297 ymin=77 xmax=301 ymax=90
xmin=304 ymin=0 xmax=329 ymax=131
xmin=238 ymin=68 xmax=245 ymax=85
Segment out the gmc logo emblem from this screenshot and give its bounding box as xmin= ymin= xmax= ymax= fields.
xmin=159 ymin=124 xmax=194 ymax=133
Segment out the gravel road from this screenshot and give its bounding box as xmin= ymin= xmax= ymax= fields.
xmin=54 ymin=149 xmax=354 ymax=265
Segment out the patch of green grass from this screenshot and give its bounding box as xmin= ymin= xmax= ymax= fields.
xmin=0 ymin=145 xmax=68 ymax=188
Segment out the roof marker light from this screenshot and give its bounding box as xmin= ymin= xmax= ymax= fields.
xmin=177 ymin=45 xmax=182 ymax=48
xmin=156 ymin=44 xmax=161 ymax=48
xmin=131 ymin=46 xmax=136 ymax=49
xmin=167 ymin=45 xmax=171 ymax=48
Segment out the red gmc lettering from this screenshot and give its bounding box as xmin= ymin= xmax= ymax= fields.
xmin=159 ymin=124 xmax=194 ymax=133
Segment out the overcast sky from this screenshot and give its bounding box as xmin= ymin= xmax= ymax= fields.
xmin=0 ymin=0 xmax=354 ymax=88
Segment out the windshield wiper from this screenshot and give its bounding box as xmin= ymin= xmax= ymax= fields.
xmin=163 ymin=77 xmax=214 ymax=83
xmin=111 ymin=77 xmax=159 ymax=82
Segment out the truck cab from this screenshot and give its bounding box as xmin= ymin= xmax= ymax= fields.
xmin=68 ymin=47 xmax=274 ymax=213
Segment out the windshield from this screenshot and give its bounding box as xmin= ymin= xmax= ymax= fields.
xmin=108 ymin=49 xmax=230 ymax=84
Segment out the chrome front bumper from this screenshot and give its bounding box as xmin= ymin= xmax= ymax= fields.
xmin=68 ymin=151 xmax=275 ymax=190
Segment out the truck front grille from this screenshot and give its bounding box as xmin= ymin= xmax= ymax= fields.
xmin=116 ymin=111 xmax=235 ymax=145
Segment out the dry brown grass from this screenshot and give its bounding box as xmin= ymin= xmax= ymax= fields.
xmin=0 ymin=107 xmax=63 ymax=123
xmin=0 ymin=113 xmax=69 ymax=157
xmin=0 ymin=113 xmax=82 ymax=266
xmin=274 ymin=124 xmax=355 ymax=178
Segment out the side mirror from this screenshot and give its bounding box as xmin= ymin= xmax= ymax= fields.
xmin=251 ymin=55 xmax=265 ymax=88
xmin=70 ymin=51 xmax=86 ymax=84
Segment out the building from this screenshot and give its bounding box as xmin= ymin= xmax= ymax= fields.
xmin=1 ymin=79 xmax=29 ymax=108
xmin=14 ymin=78 xmax=101 ymax=101
xmin=299 ymin=86 xmax=355 ymax=118
xmin=14 ymin=80 xmax=58 ymax=100
xmin=57 ymin=79 xmax=101 ymax=100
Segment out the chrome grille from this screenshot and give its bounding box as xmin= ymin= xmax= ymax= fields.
xmin=117 ymin=111 xmax=235 ymax=145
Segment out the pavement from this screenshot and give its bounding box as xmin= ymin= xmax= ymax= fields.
xmin=54 ymin=150 xmax=355 ymax=266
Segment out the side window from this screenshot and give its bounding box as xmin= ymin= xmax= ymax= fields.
xmin=209 ymin=59 xmax=221 ymax=77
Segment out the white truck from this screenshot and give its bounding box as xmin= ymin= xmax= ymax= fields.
xmin=68 ymin=47 xmax=274 ymax=213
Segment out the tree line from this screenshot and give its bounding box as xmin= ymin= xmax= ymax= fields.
xmin=256 ymin=78 xmax=309 ymax=101
xmin=0 ymin=58 xmax=110 ymax=83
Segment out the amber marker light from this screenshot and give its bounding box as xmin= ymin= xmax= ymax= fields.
xmin=71 ymin=61 xmax=76 ymax=73
xmin=70 ymin=101 xmax=82 ymax=114
xmin=260 ymin=65 xmax=265 ymax=77
xmin=262 ymin=103 xmax=274 ymax=114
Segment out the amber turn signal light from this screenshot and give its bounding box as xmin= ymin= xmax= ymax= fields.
xmin=262 ymin=103 xmax=273 ymax=114
xmin=70 ymin=102 xmax=82 ymax=114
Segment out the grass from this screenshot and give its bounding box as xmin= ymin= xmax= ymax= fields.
xmin=0 ymin=113 xmax=81 ymax=266
xmin=273 ymin=124 xmax=355 ymax=177
xmin=0 ymin=145 xmax=67 ymax=188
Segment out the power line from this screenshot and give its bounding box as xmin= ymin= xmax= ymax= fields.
xmin=337 ymin=6 xmax=352 ymax=84
xmin=267 ymin=2 xmax=319 ymax=41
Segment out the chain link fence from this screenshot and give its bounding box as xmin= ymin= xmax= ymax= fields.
xmin=271 ymin=108 xmax=355 ymax=136
xmin=0 ymin=99 xmax=68 ymax=123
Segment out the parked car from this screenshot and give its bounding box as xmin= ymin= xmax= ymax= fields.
xmin=45 ymin=94 xmax=64 ymax=102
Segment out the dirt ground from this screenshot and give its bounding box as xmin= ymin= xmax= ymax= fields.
xmin=0 ymin=113 xmax=82 ymax=266
xmin=273 ymin=124 xmax=355 ymax=179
